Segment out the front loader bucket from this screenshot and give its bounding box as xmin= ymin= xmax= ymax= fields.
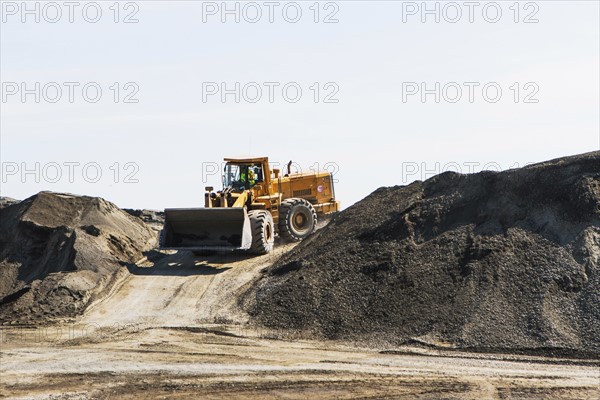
xmin=160 ymin=208 xmax=252 ymax=251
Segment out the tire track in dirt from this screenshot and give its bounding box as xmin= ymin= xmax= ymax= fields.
xmin=78 ymin=244 xmax=296 ymax=329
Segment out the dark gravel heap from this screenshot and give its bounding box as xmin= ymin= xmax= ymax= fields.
xmin=0 ymin=192 xmax=157 ymax=324
xmin=245 ymin=152 xmax=600 ymax=355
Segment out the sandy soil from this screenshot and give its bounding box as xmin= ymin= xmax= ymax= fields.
xmin=1 ymin=247 xmax=598 ymax=399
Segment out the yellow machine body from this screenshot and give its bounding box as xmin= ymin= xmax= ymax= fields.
xmin=161 ymin=157 xmax=340 ymax=252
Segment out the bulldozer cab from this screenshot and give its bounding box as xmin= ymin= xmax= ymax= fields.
xmin=224 ymin=162 xmax=266 ymax=192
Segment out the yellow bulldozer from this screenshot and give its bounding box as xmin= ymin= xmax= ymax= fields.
xmin=160 ymin=157 xmax=340 ymax=254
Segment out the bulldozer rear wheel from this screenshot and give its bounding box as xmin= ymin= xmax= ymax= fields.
xmin=278 ymin=198 xmax=317 ymax=241
xmin=248 ymin=210 xmax=275 ymax=254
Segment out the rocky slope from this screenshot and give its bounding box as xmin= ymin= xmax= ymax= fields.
xmin=245 ymin=152 xmax=600 ymax=355
xmin=0 ymin=192 xmax=159 ymax=324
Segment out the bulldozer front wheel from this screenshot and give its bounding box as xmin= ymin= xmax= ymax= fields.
xmin=278 ymin=198 xmax=317 ymax=241
xmin=248 ymin=210 xmax=275 ymax=254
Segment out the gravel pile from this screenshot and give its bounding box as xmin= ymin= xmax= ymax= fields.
xmin=0 ymin=192 xmax=158 ymax=324
xmin=245 ymin=152 xmax=600 ymax=355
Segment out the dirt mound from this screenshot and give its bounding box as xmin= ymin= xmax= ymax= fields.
xmin=0 ymin=192 xmax=158 ymax=324
xmin=123 ymin=208 xmax=165 ymax=231
xmin=245 ymin=152 xmax=600 ymax=355
xmin=0 ymin=197 xmax=19 ymax=210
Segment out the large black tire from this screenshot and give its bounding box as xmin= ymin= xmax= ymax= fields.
xmin=278 ymin=198 xmax=317 ymax=241
xmin=248 ymin=210 xmax=275 ymax=255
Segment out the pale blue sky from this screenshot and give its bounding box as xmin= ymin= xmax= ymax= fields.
xmin=1 ymin=1 xmax=599 ymax=209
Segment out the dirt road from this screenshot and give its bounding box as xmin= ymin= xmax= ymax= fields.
xmin=1 ymin=247 xmax=598 ymax=399
xmin=78 ymin=245 xmax=282 ymax=327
